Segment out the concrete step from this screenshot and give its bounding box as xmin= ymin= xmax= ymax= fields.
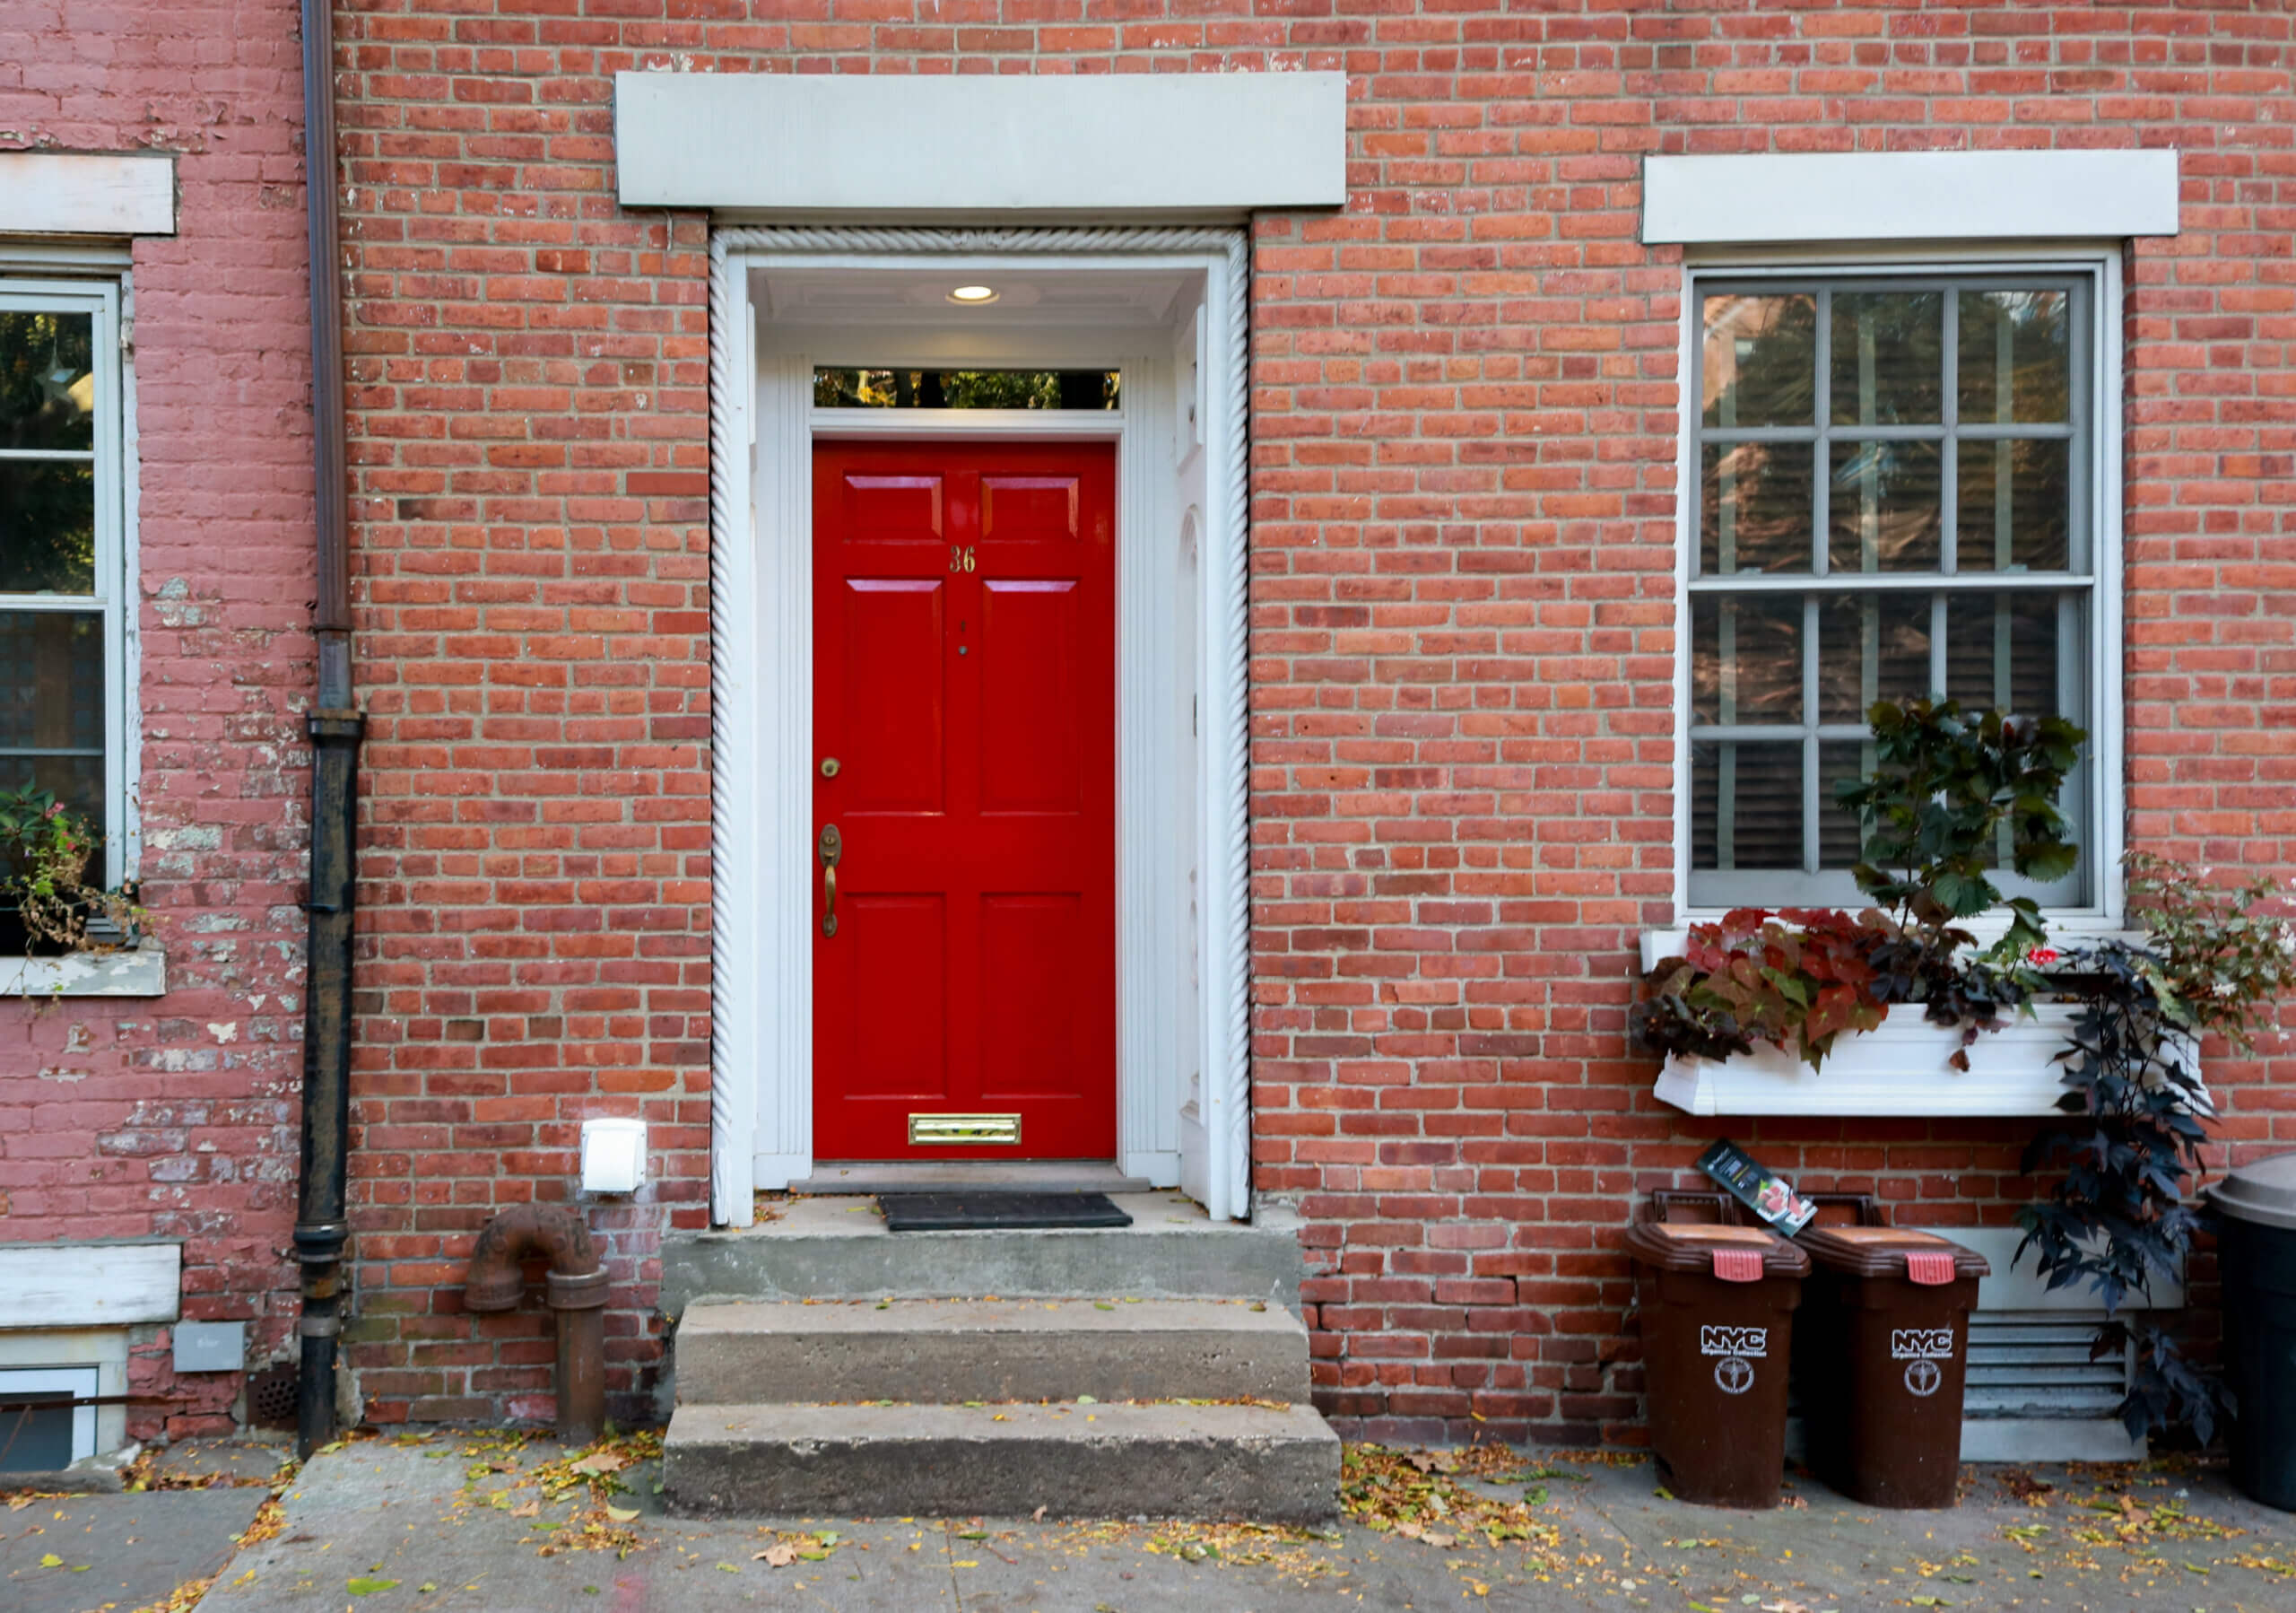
xmin=676 ymin=1297 xmax=1311 ymax=1406
xmin=662 ymin=1400 xmax=1341 ymax=1523
xmin=661 ymin=1194 xmax=1307 ymax=1316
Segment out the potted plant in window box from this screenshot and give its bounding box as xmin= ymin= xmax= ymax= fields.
xmin=0 ymin=786 xmax=139 ymax=958
xmin=1634 ymin=699 xmax=2100 ymax=1117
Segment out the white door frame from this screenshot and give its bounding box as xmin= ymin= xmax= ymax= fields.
xmin=706 ymin=228 xmax=1253 ymax=1225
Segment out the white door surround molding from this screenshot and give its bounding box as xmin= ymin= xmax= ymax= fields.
xmin=619 ymin=72 xmax=1346 ymax=220
xmin=707 ymin=228 xmax=1254 ymax=1225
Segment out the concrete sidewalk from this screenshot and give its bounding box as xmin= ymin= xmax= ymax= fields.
xmin=10 ymin=1431 xmax=2296 ymax=1611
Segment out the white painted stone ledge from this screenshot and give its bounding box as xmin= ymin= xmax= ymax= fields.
xmin=0 ymin=943 xmax=167 ymax=998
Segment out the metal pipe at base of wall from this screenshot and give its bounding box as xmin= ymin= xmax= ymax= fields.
xmin=293 ymin=710 xmax=362 ymax=1458
xmin=548 ymin=1269 xmax=611 ymax=1446
xmin=464 ymin=1206 xmax=611 ymax=1445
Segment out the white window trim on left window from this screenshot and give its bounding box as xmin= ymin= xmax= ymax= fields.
xmin=1666 ymin=243 xmax=2126 ymax=934
xmin=0 ymin=265 xmax=146 ymax=983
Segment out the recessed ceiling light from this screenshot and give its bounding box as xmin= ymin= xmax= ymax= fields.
xmin=947 ymin=284 xmax=999 ymax=304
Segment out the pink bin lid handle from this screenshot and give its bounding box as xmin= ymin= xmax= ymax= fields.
xmin=1711 ymin=1248 xmax=1765 ymax=1283
xmin=1905 ymin=1250 xmax=1957 ymax=1286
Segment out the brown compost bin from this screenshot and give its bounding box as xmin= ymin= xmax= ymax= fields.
xmin=1793 ymin=1225 xmax=1989 ymax=1509
xmin=1626 ymin=1221 xmax=1810 ymax=1508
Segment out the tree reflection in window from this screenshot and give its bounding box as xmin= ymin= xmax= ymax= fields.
xmin=813 ymin=369 xmax=1120 ymax=410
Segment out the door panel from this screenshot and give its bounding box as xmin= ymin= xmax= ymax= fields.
xmin=978 ymin=894 xmax=1082 ymax=1098
xmin=813 ymin=440 xmax=1118 ymax=1161
xmin=837 ymin=472 xmax=947 ymax=543
xmin=840 ymin=894 xmax=948 ymax=1098
xmin=981 ymin=475 xmax=1081 ymax=540
xmin=839 ymin=580 xmax=945 ymax=813
xmin=978 ymin=580 xmax=1080 ymax=814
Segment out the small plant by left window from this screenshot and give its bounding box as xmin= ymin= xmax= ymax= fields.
xmin=0 ymin=784 xmax=136 ymax=954
xmin=0 ymin=276 xmax=131 ymax=953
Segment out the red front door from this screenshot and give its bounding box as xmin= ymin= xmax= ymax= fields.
xmin=812 ymin=440 xmax=1118 ymax=1161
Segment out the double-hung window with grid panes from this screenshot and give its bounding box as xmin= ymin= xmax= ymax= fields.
xmin=1687 ymin=269 xmax=2098 ymax=910
xmin=0 ymin=278 xmax=125 ymax=885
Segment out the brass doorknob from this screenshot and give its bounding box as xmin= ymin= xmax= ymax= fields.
xmin=820 ymin=757 xmax=841 ymax=779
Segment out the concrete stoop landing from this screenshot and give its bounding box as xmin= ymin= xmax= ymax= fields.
xmin=658 ymin=1193 xmax=1340 ymax=1523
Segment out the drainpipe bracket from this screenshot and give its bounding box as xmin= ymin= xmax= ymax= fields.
xmin=309 ymin=712 xmax=366 ymax=742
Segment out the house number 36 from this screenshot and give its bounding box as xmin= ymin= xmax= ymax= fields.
xmin=948 ymin=545 xmax=977 ymax=573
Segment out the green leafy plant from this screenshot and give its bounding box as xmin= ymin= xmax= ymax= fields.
xmin=1636 ymin=696 xmax=2086 ymax=1070
xmin=2121 ymin=850 xmax=2296 ymax=1048
xmin=1835 ymin=697 xmax=2084 ymax=963
xmin=2017 ymin=855 xmax=2296 ymax=1443
xmin=0 ymin=785 xmax=138 ymax=955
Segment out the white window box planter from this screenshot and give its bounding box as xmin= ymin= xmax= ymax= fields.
xmin=1655 ymin=1003 xmax=2142 ymax=1118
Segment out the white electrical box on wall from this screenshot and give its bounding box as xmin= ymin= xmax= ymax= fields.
xmin=579 ymin=1118 xmax=648 ymax=1195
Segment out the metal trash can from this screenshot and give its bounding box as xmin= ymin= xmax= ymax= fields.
xmin=2210 ymin=1154 xmax=2296 ymax=1511
xmin=1626 ymin=1219 xmax=1809 ymax=1507
xmin=1793 ymin=1225 xmax=1989 ymax=1508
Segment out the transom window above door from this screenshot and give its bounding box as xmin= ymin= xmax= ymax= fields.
xmin=1685 ymin=269 xmax=2105 ymax=911
xmin=813 ymin=368 xmax=1120 ymax=410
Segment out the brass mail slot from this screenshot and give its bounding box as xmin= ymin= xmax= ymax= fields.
xmin=908 ymin=1112 xmax=1022 ymax=1147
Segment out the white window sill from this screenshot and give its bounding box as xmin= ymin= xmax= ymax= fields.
xmin=1655 ymin=1002 xmax=2201 ymax=1119
xmin=0 ymin=943 xmax=166 ymax=998
xmin=1639 ymin=921 xmax=2144 ymax=973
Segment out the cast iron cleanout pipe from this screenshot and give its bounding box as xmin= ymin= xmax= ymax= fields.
xmin=293 ymin=0 xmax=364 ymax=1460
xmin=462 ymin=1206 xmax=610 ymax=1444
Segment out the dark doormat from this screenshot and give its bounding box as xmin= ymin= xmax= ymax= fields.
xmin=877 ymin=1191 xmax=1134 ymax=1232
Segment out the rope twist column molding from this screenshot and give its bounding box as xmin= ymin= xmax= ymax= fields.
xmin=704 ymin=226 xmax=1254 ymax=1224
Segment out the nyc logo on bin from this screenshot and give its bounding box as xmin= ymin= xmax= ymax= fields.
xmin=1700 ymin=1325 xmax=1769 ymax=1358
xmin=1700 ymin=1325 xmax=1767 ymax=1395
xmin=1890 ymin=1328 xmax=1954 ymax=1360
xmin=1891 ymin=1328 xmax=1954 ymax=1397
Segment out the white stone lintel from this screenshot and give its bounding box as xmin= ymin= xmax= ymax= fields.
xmin=3 ymin=944 xmax=167 ymax=998
xmin=615 ymin=70 xmax=1347 ymax=217
xmin=1643 ymin=149 xmax=2180 ymax=245
xmin=0 ymin=153 xmax=177 ymax=237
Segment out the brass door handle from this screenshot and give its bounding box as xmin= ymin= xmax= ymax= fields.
xmin=818 ymin=824 xmax=841 ymax=937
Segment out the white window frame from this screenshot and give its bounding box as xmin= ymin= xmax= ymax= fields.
xmin=1670 ymin=244 xmax=2126 ymax=931
xmin=0 ymin=267 xmax=135 ymax=893
xmin=0 ymin=1364 xmax=100 ymax=1469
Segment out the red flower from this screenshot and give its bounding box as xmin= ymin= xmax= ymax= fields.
xmin=2028 ymin=946 xmax=2060 ymax=966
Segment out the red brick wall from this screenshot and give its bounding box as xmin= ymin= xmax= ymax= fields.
xmin=332 ymin=13 xmax=716 ymax=1426
xmin=0 ymin=0 xmax=317 ymax=1440
xmin=327 ymin=3 xmax=2296 ymax=1440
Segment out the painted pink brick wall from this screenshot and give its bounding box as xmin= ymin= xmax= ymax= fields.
xmin=0 ymin=0 xmax=318 ymax=1438
xmin=317 ymin=2 xmax=2296 ymax=1442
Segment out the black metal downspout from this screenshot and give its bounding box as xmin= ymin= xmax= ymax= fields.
xmin=294 ymin=0 xmax=362 ymax=1460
